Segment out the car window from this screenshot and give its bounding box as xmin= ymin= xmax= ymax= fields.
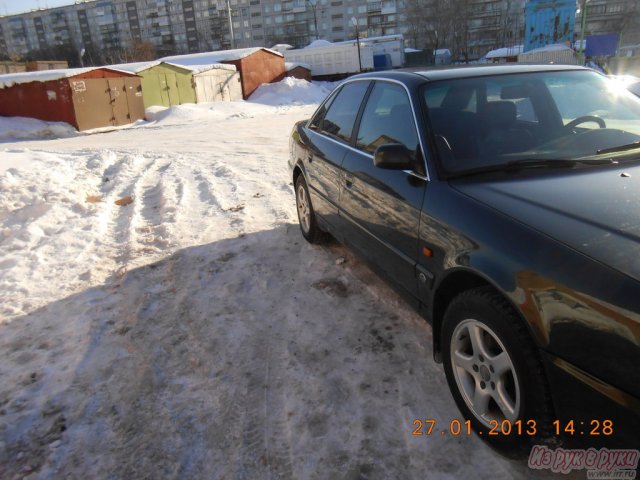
xmin=426 ymin=83 xmax=477 ymax=113
xmin=544 ymin=74 xmax=640 ymax=129
xmin=308 ymin=91 xmax=336 ymax=130
xmin=486 ymin=80 xmax=538 ymax=123
xmin=355 ymin=82 xmax=419 ymax=156
xmin=319 ymin=81 xmax=370 ymax=143
xmin=423 ymin=71 xmax=640 ymax=174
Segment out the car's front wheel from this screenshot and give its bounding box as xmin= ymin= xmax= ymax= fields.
xmin=295 ymin=175 xmax=326 ymax=244
xmin=442 ymin=286 xmax=554 ymax=450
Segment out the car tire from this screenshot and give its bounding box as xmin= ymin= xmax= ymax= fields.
xmin=442 ymin=286 xmax=555 ymax=451
xmin=295 ymin=175 xmax=326 ymax=244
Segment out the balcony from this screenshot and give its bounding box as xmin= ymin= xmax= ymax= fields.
xmin=367 ymin=2 xmax=381 ymax=13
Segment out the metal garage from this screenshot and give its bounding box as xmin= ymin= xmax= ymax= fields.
xmin=0 ymin=67 xmax=145 ymax=131
xmin=114 ymin=61 xmax=242 ymax=108
xmin=191 ymin=64 xmax=243 ymax=104
xmin=161 ymin=48 xmax=285 ymax=99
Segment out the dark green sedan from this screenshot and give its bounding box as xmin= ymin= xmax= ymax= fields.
xmin=289 ymin=65 xmax=640 ymax=450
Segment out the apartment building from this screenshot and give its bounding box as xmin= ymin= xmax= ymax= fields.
xmin=0 ymin=0 xmax=637 ymax=65
xmin=575 ymin=0 xmax=640 ymax=47
xmin=467 ymin=0 xmax=526 ymax=59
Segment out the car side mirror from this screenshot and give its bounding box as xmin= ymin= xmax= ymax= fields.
xmin=373 ymin=144 xmax=414 ymax=170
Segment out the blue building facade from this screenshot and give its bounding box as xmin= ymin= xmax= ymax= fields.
xmin=524 ymin=0 xmax=577 ymax=52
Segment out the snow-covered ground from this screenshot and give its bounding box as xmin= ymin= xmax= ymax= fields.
xmin=0 ymin=80 xmax=570 ymax=479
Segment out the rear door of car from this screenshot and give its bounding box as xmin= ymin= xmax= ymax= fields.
xmin=339 ymin=80 xmax=428 ymax=298
xmin=302 ymin=81 xmax=371 ymax=229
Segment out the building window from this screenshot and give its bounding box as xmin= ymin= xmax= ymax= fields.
xmin=606 ymin=4 xmax=622 ymax=14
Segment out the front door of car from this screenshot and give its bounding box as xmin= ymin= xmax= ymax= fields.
xmin=302 ymin=81 xmax=370 ymax=230
xmin=339 ymin=81 xmax=427 ymax=298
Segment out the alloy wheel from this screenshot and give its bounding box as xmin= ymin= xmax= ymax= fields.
xmin=450 ymin=318 xmax=521 ymax=427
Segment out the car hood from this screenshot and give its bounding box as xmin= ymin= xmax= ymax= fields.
xmin=451 ymin=164 xmax=640 ymax=282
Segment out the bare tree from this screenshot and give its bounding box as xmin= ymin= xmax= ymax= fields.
xmin=617 ymin=1 xmax=640 ymax=47
xmin=403 ymin=0 xmax=473 ymax=61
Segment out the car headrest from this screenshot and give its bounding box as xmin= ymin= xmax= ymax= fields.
xmin=483 ymin=101 xmax=517 ymax=127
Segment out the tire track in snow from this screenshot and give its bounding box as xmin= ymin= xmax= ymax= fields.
xmin=96 ymin=153 xmax=184 ymax=278
xmin=234 ymin=326 xmax=295 ymax=480
xmin=191 ymin=162 xmax=247 ymax=236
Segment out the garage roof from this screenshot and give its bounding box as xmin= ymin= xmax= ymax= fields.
xmin=160 ymin=47 xmax=283 ymax=67
xmin=0 ymin=66 xmax=134 ymax=89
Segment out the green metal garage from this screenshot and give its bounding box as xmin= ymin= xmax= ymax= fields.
xmin=113 ymin=61 xmax=242 ymax=109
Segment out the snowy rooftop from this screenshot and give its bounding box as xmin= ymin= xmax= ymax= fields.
xmin=521 ymin=43 xmax=574 ymax=55
xmin=306 ymin=39 xmax=333 ymax=49
xmin=108 ymin=61 xmax=161 ymax=73
xmin=305 ymin=34 xmax=403 ymax=50
xmin=285 ymin=62 xmax=311 ymax=71
xmin=485 ymin=45 xmax=524 ymax=59
xmin=160 ymin=47 xmax=282 ymax=66
xmin=0 ymin=66 xmax=134 ymax=89
xmin=110 ymin=61 xmax=237 ymax=74
xmin=271 ymin=43 xmax=294 ymax=51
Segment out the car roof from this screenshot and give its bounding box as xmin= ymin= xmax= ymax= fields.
xmin=350 ymin=64 xmax=590 ymax=84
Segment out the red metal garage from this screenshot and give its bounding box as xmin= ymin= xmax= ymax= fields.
xmin=285 ymin=62 xmax=312 ymax=81
xmin=0 ymin=67 xmax=145 ymax=131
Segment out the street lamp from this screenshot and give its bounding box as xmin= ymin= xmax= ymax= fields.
xmin=577 ymin=0 xmax=590 ymax=65
xmin=351 ymin=16 xmax=362 ymax=72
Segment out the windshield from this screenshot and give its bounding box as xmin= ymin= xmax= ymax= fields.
xmin=422 ymin=70 xmax=640 ymax=174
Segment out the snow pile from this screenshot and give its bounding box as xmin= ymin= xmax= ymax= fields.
xmin=144 ymin=103 xmax=225 ymax=124
xmin=249 ymin=77 xmax=334 ymax=106
xmin=144 ymin=100 xmax=276 ymax=125
xmin=0 ymin=116 xmax=78 ymax=142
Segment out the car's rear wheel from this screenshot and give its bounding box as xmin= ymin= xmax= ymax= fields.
xmin=442 ymin=286 xmax=554 ymax=451
xmin=295 ymin=175 xmax=326 ymax=244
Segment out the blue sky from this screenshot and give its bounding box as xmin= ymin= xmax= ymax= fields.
xmin=1 ymin=0 xmax=75 ymax=16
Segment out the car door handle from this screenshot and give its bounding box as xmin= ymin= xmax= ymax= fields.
xmin=345 ymin=173 xmax=354 ymax=188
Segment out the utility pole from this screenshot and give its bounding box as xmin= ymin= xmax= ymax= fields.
xmin=578 ymin=0 xmax=589 ymax=65
xmin=306 ymin=0 xmax=319 ymax=40
xmin=351 ymin=17 xmax=361 ymax=72
xmin=226 ymin=0 xmax=235 ymax=49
